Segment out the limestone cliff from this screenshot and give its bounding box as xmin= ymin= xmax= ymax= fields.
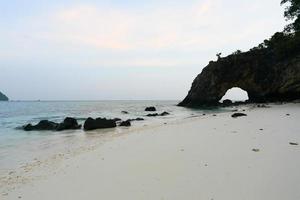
xmin=179 ymin=37 xmax=300 ymax=107
xmin=0 ymin=91 xmax=9 ymax=101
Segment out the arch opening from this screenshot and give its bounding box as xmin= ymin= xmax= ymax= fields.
xmin=220 ymin=87 xmax=249 ymax=103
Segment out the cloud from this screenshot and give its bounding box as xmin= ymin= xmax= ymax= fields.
xmin=0 ymin=0 xmax=286 ymax=68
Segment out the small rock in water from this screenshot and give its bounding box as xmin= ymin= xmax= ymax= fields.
xmin=259 ymin=128 xmax=263 ymax=131
xmin=231 ymin=113 xmax=247 ymax=118
xmin=160 ymin=111 xmax=170 ymax=116
xmin=212 ymin=114 xmax=217 ymax=116
xmin=252 ymin=148 xmax=260 ymax=152
xmin=289 ymin=142 xmax=298 ymax=146
xmin=145 ymin=106 xmax=156 ymax=111
xmin=121 ymin=111 xmax=129 ymax=114
xmin=147 ymin=113 xmax=159 ymax=117
xmin=286 ymin=114 xmax=290 ymax=116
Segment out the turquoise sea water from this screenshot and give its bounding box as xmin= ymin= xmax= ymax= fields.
xmin=0 ymin=100 xmax=221 ymax=172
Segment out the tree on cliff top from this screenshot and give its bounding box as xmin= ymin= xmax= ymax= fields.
xmin=281 ymin=0 xmax=300 ymax=32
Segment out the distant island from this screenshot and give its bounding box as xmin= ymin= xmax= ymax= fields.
xmin=179 ymin=0 xmax=300 ymax=107
xmin=0 ymin=91 xmax=9 ymax=101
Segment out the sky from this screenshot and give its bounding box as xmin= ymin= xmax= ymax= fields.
xmin=0 ymin=0 xmax=287 ymax=100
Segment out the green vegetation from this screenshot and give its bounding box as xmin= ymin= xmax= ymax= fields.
xmin=281 ymin=0 xmax=300 ymax=32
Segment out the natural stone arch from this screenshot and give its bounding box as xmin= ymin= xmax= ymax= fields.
xmin=220 ymin=87 xmax=249 ymax=103
xmin=178 ymin=52 xmax=300 ymax=107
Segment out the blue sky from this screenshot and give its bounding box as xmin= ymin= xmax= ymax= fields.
xmin=0 ymin=0 xmax=287 ymax=100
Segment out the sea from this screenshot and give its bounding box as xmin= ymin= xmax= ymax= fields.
xmin=0 ymin=100 xmax=224 ymax=174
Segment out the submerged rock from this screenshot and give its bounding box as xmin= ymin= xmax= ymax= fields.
xmin=23 ymin=120 xmax=58 ymax=131
xmin=56 ymin=117 xmax=81 ymax=131
xmin=145 ymin=107 xmax=156 ymax=111
xmin=84 ymin=117 xmax=116 ymax=131
xmin=119 ymin=120 xmax=131 ymax=127
xmin=289 ymin=142 xmax=298 ymax=146
xmin=121 ymin=111 xmax=129 ymax=114
xmin=231 ymin=113 xmax=247 ymax=118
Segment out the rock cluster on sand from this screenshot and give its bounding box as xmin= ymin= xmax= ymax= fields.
xmin=84 ymin=118 xmax=116 ymax=131
xmin=23 ymin=117 xmax=81 ymax=131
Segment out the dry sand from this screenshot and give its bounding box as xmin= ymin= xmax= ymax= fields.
xmin=1 ymin=103 xmax=300 ymax=200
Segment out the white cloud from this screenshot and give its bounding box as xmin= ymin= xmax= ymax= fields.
xmin=0 ymin=0 xmax=286 ymax=68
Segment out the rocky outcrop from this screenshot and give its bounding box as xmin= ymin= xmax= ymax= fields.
xmin=0 ymin=91 xmax=8 ymax=101
xmin=83 ymin=117 xmax=116 ymax=131
xmin=179 ymin=51 xmax=300 ymax=107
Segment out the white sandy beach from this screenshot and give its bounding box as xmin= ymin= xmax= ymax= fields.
xmin=1 ymin=103 xmax=300 ymax=200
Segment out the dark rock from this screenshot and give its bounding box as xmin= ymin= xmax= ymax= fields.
xmin=113 ymin=118 xmax=122 ymax=122
xmin=129 ymin=118 xmax=145 ymax=121
xmin=286 ymin=114 xmax=290 ymax=116
xmin=160 ymin=111 xmax=170 ymax=116
xmin=257 ymin=104 xmax=269 ymax=108
xmin=121 ymin=111 xmax=129 ymax=114
xmin=231 ymin=113 xmax=247 ymax=118
xmin=119 ymin=120 xmax=131 ymax=127
xmin=0 ymin=91 xmax=9 ymax=101
xmin=146 ymin=113 xmax=159 ymax=117
xmin=83 ymin=117 xmax=116 ymax=131
xmin=222 ymin=99 xmax=233 ymax=106
xmin=289 ymin=142 xmax=298 ymax=145
xmin=56 ymin=117 xmax=81 ymax=131
xmin=23 ymin=120 xmax=58 ymax=131
xmin=252 ymin=148 xmax=260 ymax=152
xmin=178 ymin=50 xmax=300 ymax=107
xmin=147 ymin=112 xmax=170 ymax=117
xmin=145 ymin=107 xmax=156 ymax=111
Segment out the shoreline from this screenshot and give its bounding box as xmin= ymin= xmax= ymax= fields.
xmin=2 ymin=103 xmax=300 ymax=199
